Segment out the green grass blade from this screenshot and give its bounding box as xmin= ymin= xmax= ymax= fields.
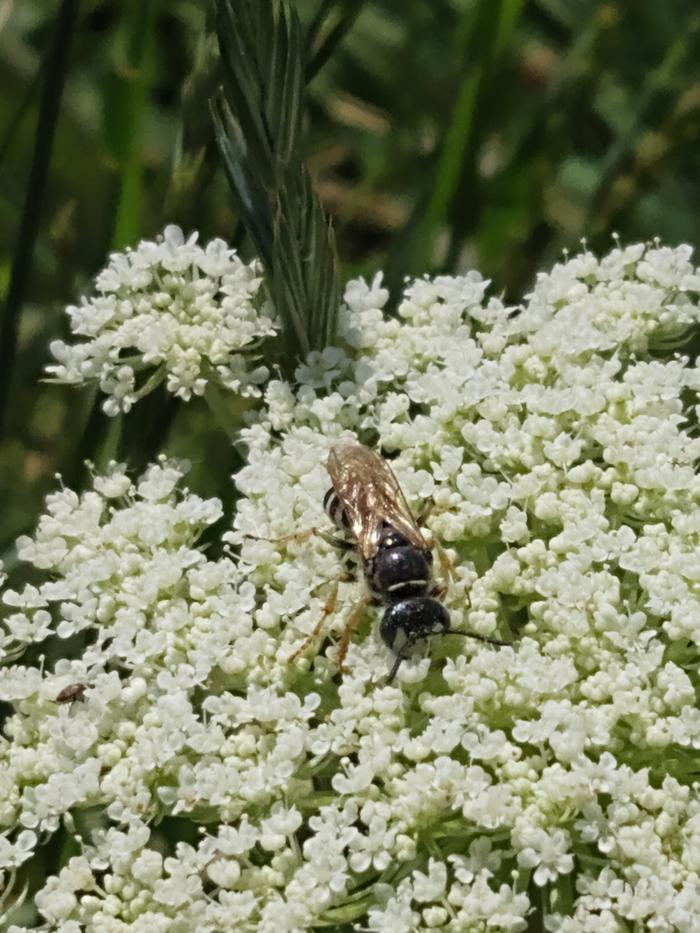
xmin=586 ymin=14 xmax=700 ymax=238
xmin=384 ymin=0 xmax=524 ymax=291
xmin=211 ymin=97 xmax=275 ymax=265
xmin=305 ymin=0 xmax=366 ymax=81
xmin=439 ymin=0 xmax=524 ymax=262
xmin=0 ymin=63 xmax=42 ymax=171
xmin=109 ymin=0 xmax=160 ymax=249
xmin=0 ymin=0 xmax=81 ymax=436
xmin=213 ymin=0 xmax=339 ymax=367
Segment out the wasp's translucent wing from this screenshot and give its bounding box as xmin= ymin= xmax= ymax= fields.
xmin=326 ymin=442 xmax=428 ymax=560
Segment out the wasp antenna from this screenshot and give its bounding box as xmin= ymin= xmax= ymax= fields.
xmin=444 ymin=630 xmax=507 ymax=646
xmin=385 ymin=654 xmax=405 ymax=684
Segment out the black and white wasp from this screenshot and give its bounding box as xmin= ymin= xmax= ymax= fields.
xmin=310 ymin=441 xmax=504 ymax=682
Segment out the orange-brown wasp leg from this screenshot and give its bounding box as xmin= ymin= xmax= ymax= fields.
xmin=286 ymin=572 xmax=354 ymax=665
xmin=245 ymin=527 xmax=315 ymax=545
xmin=415 ymin=500 xmax=458 ymax=585
xmin=336 ymin=593 xmax=372 ymax=673
xmin=415 ymin=500 xmax=434 ymax=524
xmin=287 ymin=580 xmax=339 ymax=665
xmin=440 ymin=629 xmax=508 ymax=648
xmin=244 ymin=528 xmax=352 ymax=550
xmin=432 ymin=538 xmax=457 ymax=585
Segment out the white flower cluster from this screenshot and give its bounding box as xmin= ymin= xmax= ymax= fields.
xmin=46 ymin=226 xmax=276 ymax=415
xmin=3 ymin=241 xmax=700 ymax=930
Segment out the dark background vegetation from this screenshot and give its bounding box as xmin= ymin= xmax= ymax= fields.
xmin=2 ymin=0 xmax=700 ymax=559
xmin=2 ymin=1 xmax=700 ymax=924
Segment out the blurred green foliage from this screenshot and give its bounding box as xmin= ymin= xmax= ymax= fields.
xmin=3 ymin=2 xmax=700 ymax=924
xmin=2 ymin=0 xmax=700 ymax=563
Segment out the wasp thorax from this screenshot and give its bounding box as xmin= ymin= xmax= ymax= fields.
xmin=367 ymin=546 xmax=432 ymax=600
xmin=377 ymin=526 xmax=411 ymax=550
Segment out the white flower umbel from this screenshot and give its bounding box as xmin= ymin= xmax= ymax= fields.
xmin=4 ymin=241 xmax=700 ymax=931
xmin=46 ymin=226 xmax=277 ymax=415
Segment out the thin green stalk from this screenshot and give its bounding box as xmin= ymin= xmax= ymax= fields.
xmin=117 ymin=389 xmax=181 ymax=474
xmin=305 ymin=0 xmax=335 ymax=52
xmin=0 ymin=63 xmax=43 ymax=171
xmin=111 ymin=0 xmax=160 ymax=248
xmin=65 ymin=0 xmax=161 ymax=483
xmin=0 ymin=0 xmax=81 ymax=435
xmin=63 ymin=389 xmax=112 ymax=490
xmin=305 ymin=0 xmax=365 ymax=80
xmin=586 ymin=13 xmax=700 ymax=238
xmin=439 ymin=0 xmax=524 ymax=265
xmin=492 ymin=4 xmax=617 ymax=297
xmin=384 ymin=0 xmax=523 ymax=294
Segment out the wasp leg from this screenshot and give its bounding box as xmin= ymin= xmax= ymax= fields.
xmin=415 ymin=498 xmax=459 ymax=585
xmin=318 ymin=531 xmax=355 ymax=551
xmin=244 ymin=528 xmax=353 ymax=551
xmin=336 ymin=593 xmax=373 ymax=674
xmin=440 ymin=630 xmax=508 ymax=647
xmin=287 ymin=576 xmax=346 ymax=665
xmin=414 ymin=503 xmax=458 ymax=587
xmin=415 ymin=499 xmax=434 ymax=525
xmin=433 ymin=539 xmax=457 ymax=584
xmin=244 ymin=527 xmax=315 ymax=544
xmin=287 ymin=571 xmax=357 ymax=665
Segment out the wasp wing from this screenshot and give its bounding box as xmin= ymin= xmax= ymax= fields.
xmin=326 ymin=442 xmax=428 ymax=560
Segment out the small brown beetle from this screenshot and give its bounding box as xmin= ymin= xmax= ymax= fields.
xmin=54 ymin=683 xmax=86 ymax=704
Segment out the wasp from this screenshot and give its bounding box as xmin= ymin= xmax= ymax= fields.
xmin=54 ymin=683 xmax=86 ymax=704
xmin=308 ymin=441 xmax=504 ymax=681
